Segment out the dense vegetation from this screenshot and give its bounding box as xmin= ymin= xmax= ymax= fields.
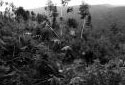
xmin=0 ymin=0 xmax=125 ymax=85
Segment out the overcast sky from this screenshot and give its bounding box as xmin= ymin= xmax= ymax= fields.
xmin=1 ymin=0 xmax=125 ymax=9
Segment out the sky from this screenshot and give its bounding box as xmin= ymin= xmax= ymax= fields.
xmin=1 ymin=0 xmax=125 ymax=9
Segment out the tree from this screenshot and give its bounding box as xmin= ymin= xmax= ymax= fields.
xmin=51 ymin=5 xmax=58 ymax=28
xmin=108 ymin=22 xmax=125 ymax=55
xmin=45 ymin=0 xmax=58 ymax=29
xmin=60 ymin=0 xmax=73 ymax=18
xmin=79 ymin=2 xmax=92 ymax=39
xmin=31 ymin=11 xmax=36 ymax=21
xmin=14 ymin=7 xmax=29 ymax=21
xmin=0 ymin=1 xmax=16 ymax=20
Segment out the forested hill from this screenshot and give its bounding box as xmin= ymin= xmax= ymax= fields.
xmin=29 ymin=4 xmax=125 ymax=29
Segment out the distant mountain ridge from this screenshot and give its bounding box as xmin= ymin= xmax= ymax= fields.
xmin=29 ymin=4 xmax=125 ymax=29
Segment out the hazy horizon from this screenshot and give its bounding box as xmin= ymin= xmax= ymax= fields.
xmin=1 ymin=0 xmax=125 ymax=9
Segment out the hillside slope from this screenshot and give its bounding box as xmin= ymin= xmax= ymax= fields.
xmin=29 ymin=5 xmax=125 ymax=29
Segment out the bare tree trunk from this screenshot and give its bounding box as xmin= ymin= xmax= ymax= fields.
xmin=60 ymin=7 xmax=63 ymax=36
xmin=46 ymin=23 xmax=60 ymax=38
xmin=60 ymin=24 xmax=63 ymax=36
xmin=61 ymin=7 xmax=63 ymax=17
xmin=49 ymin=11 xmax=52 ymax=26
xmin=81 ymin=17 xmax=86 ymax=39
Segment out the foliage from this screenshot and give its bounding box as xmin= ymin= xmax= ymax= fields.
xmin=67 ymin=18 xmax=78 ymax=28
xmin=36 ymin=13 xmax=48 ymax=24
xmin=79 ymin=2 xmax=89 ymax=19
xmin=14 ymin=7 xmax=30 ymax=21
